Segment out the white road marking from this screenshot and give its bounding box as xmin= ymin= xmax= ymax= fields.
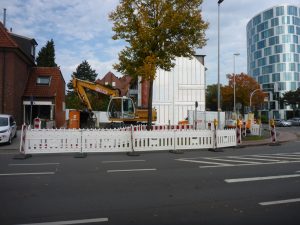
xmin=199 ymin=160 xmax=300 ymax=168
xmin=259 ymin=198 xmax=300 ymax=206
xmin=107 ymin=168 xmax=157 ymax=173
xmin=9 ymin=163 xmax=60 ymax=166
xmin=253 ymin=155 xmax=300 ymax=160
xmin=203 ymin=157 xmax=260 ymax=164
xmin=0 ymin=172 xmax=55 ymax=176
xmin=102 ymin=160 xmax=146 ymax=163
xmin=17 ymin=217 xmax=108 ymax=225
xmin=176 ymin=158 xmax=231 ymax=166
xmin=225 ymin=174 xmax=300 ymax=183
xmin=227 ymin=156 xmax=281 ymax=162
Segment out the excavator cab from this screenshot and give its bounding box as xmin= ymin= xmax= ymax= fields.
xmin=107 ymin=97 xmax=135 ymax=120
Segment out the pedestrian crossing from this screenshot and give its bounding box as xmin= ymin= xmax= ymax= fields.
xmin=175 ymin=152 xmax=300 ymax=168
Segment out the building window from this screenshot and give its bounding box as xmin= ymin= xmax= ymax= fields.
xmin=293 ymin=35 xmax=298 ymax=44
xmin=288 ymin=25 xmax=295 ymax=34
xmin=112 ymin=82 xmax=116 ymax=87
xmin=283 ymin=72 xmax=292 ymax=81
xmin=253 ymin=14 xmax=261 ymax=26
xmin=276 ymin=6 xmax=284 ymax=16
xmin=275 ymin=26 xmax=284 ymax=35
xmin=283 ymin=53 xmax=292 ymax=62
xmin=36 ymin=76 xmax=51 ymax=86
xmin=294 ymin=72 xmax=299 ymax=81
xmin=272 ymin=73 xmax=280 ymax=82
xmin=271 ymin=17 xmax=279 ymax=27
xmin=257 ymin=21 xmax=268 ymax=32
xmin=282 ymin=16 xmax=291 ymax=25
xmin=254 ymin=50 xmax=262 ymax=59
xmin=288 ymin=6 xmax=298 ymax=16
xmin=264 ymin=47 xmax=272 ymax=56
xmin=257 ymin=40 xmax=266 ymax=49
xmin=282 ymin=34 xmax=291 ymax=43
xmin=258 ymin=58 xmax=266 ymax=67
xmin=289 ymin=63 xmax=296 ymax=71
xmin=277 ymin=63 xmax=286 ymax=72
xmin=269 ymin=55 xmax=280 ymax=64
xmin=263 ymin=9 xmax=273 ymax=21
xmin=269 ymin=36 xmax=279 ymax=46
xmin=275 ymin=45 xmax=283 ymax=53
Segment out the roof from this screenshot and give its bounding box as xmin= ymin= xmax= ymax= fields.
xmin=0 ymin=22 xmax=18 ymax=48
xmin=23 ymin=67 xmax=65 ymax=97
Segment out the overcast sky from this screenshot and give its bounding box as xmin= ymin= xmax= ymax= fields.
xmin=1 ymin=0 xmax=299 ymax=86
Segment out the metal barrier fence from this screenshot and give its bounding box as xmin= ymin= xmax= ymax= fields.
xmin=19 ymin=125 xmax=236 ymax=155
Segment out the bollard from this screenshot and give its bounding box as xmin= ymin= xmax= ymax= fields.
xmin=269 ymin=119 xmax=280 ymax=146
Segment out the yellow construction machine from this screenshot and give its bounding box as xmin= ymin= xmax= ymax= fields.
xmin=71 ymin=76 xmax=156 ymax=128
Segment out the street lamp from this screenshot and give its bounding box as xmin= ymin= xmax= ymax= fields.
xmin=249 ymin=89 xmax=261 ymax=112
xmin=217 ymin=0 xmax=224 ymax=129
xmin=233 ymin=53 xmax=240 ymax=117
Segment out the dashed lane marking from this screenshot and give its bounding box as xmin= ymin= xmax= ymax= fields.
xmin=17 ymin=217 xmax=108 ymax=225
xmin=225 ymin=174 xmax=300 ymax=183
xmin=259 ymin=198 xmax=300 ymax=206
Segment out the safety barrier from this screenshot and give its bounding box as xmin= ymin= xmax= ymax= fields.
xmin=216 ymin=129 xmax=237 ymax=148
xmin=19 ymin=125 xmax=236 ymax=155
xmin=250 ymin=124 xmax=261 ymax=136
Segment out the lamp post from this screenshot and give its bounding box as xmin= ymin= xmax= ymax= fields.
xmin=217 ymin=0 xmax=224 ymax=129
xmin=249 ymin=89 xmax=261 ymax=112
xmin=233 ymin=53 xmax=240 ymax=118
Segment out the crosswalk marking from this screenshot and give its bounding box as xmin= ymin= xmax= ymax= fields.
xmin=176 ymin=152 xmax=300 ymax=168
xmin=227 ymin=156 xmax=281 ymax=162
xmin=203 ymin=157 xmax=260 ymax=164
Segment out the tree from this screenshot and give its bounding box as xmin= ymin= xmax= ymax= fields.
xmin=282 ymin=88 xmax=300 ymax=117
xmin=36 ymin=39 xmax=57 ymax=67
xmin=221 ymin=73 xmax=266 ymax=114
xmin=206 ymin=84 xmax=218 ymax=111
xmin=66 ymin=60 xmax=110 ymax=111
xmin=67 ymin=60 xmax=98 ymax=91
xmin=109 ymin=0 xmax=208 ymax=128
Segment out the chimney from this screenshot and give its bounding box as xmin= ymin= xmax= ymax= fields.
xmin=3 ymin=8 xmax=6 ymax=28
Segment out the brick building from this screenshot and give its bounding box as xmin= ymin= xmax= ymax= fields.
xmin=0 ymin=22 xmax=65 ymax=127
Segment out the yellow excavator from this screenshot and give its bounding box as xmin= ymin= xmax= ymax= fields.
xmin=71 ymin=76 xmax=156 ymax=128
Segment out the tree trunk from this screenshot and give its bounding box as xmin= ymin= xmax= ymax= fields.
xmin=147 ymin=79 xmax=154 ymax=130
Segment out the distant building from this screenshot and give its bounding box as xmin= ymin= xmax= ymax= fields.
xmin=247 ymin=4 xmax=300 ymax=119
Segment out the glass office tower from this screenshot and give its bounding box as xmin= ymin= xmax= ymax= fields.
xmin=247 ymin=4 xmax=300 ymax=119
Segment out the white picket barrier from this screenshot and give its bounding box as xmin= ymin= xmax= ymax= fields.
xmin=25 ymin=129 xmax=82 ymax=154
xmin=175 ymin=130 xmax=214 ymax=150
xmin=250 ymin=124 xmax=261 ymax=136
xmin=21 ymin=126 xmax=237 ymax=155
xmin=132 ymin=130 xmax=175 ymax=152
xmin=216 ymin=129 xmax=237 ymax=148
xmin=81 ymin=129 xmax=132 ymax=153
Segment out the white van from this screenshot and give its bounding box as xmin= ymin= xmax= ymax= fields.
xmin=0 ymin=114 xmax=17 ymax=144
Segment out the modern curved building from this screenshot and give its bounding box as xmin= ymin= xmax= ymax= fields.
xmin=247 ymin=4 xmax=300 ymax=119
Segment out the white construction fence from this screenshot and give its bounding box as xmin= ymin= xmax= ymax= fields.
xmin=19 ymin=125 xmax=237 ymax=155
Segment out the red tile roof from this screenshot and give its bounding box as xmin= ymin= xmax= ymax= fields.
xmin=24 ymin=67 xmax=65 ymax=97
xmin=0 ymin=22 xmax=18 ymax=48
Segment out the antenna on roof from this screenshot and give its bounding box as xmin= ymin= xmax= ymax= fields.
xmin=3 ymin=8 xmax=6 ymax=28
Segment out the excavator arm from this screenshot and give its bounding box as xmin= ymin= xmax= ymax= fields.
xmin=71 ymin=76 xmax=120 ymax=111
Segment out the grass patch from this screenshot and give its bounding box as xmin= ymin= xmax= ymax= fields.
xmin=242 ymin=135 xmax=266 ymax=141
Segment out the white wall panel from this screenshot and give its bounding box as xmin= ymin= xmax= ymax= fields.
xmin=153 ymin=56 xmax=205 ymax=125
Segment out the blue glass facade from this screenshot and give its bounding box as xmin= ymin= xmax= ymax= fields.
xmin=247 ymin=5 xmax=300 ymax=118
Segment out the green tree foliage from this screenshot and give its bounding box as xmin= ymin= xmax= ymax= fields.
xmin=109 ymin=0 xmax=208 ymax=127
xmin=67 ymin=60 xmax=98 ymax=91
xmin=36 ymin=39 xmax=57 ymax=67
xmin=282 ymin=88 xmax=300 ymax=116
xmin=66 ymin=60 xmax=110 ymax=111
xmin=206 ymin=84 xmax=218 ymax=111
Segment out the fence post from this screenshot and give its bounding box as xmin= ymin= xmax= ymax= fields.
xmin=13 ymin=124 xmax=32 ymax=159
xmin=74 ymin=129 xmax=87 ymax=158
xmin=127 ymin=125 xmax=140 ymax=156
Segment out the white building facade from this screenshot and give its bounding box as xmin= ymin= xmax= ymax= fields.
xmin=152 ymin=56 xmax=206 ymax=125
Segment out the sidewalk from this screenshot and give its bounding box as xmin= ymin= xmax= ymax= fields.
xmin=241 ymin=130 xmax=299 ymax=147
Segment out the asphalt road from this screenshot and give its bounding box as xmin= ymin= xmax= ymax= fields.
xmin=1 ymin=139 xmax=300 ymax=225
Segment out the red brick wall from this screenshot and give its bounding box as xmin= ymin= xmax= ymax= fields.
xmin=55 ymin=73 xmax=65 ymax=128
xmin=0 ymin=50 xmax=30 ymax=126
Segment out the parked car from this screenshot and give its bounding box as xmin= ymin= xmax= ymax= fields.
xmin=0 ymin=114 xmax=17 ymax=144
xmin=287 ymin=117 xmax=300 ymax=126
xmin=274 ymin=119 xmax=292 ymax=127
